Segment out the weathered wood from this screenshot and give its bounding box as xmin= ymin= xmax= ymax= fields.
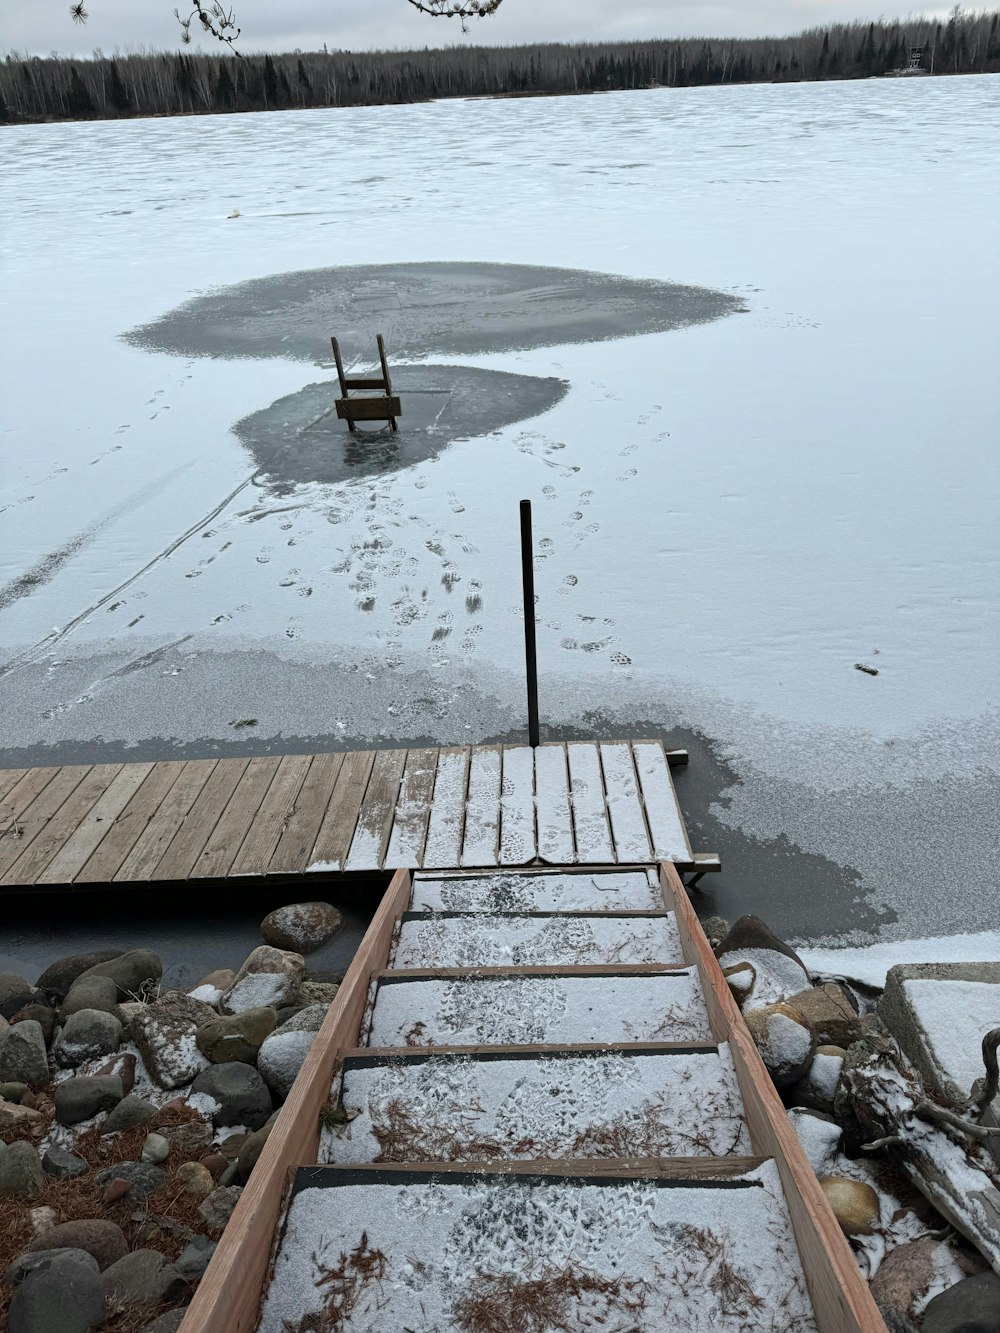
xmin=229 ymin=753 xmax=312 ymax=877
xmin=266 ymin=752 xmax=343 ymax=875
xmin=113 ymin=760 xmax=217 ymax=882
xmin=335 ymin=395 xmax=402 ymax=421
xmin=342 ymin=377 xmax=387 ymax=390
xmin=75 ymin=761 xmax=187 ymax=883
xmin=385 ymin=747 xmax=438 ymax=868
xmin=498 ymin=744 xmax=535 ymax=866
xmin=534 ymin=743 xmax=574 ymax=863
xmin=0 ymin=765 xmax=92 ymax=880
xmin=633 ymin=741 xmax=692 ymax=863
xmin=150 ymin=759 xmax=249 ymax=881
xmin=1 ymin=765 xmax=124 ymax=885
xmin=0 ymin=769 xmax=32 ymax=806
xmin=422 ymin=746 xmax=470 ymax=869
xmin=0 ymin=767 xmax=61 ymax=837
xmin=191 ymin=757 xmax=282 ymax=880
xmin=600 ymin=742 xmax=652 ymax=864
xmin=567 ymin=742 xmax=615 ymax=863
xmin=377 ymin=963 xmax=690 ymax=981
xmin=350 ymin=1041 xmax=720 ymax=1061
xmin=299 ymin=1155 xmax=769 ymax=1184
xmin=461 ymin=744 xmax=502 ymax=868
xmin=36 ymin=763 xmax=155 ymax=885
xmin=344 ymin=748 xmax=407 ymax=871
xmin=309 ymin=748 xmax=375 ymax=871
xmin=177 ymin=869 xmax=413 ymax=1333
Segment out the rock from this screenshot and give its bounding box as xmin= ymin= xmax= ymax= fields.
xmin=99 ymin=1093 xmax=156 ymax=1135
xmin=11 ymin=1003 xmax=57 ymax=1047
xmin=222 ymin=945 xmax=305 ymax=1015
xmin=92 ymin=1050 xmax=137 ymax=1095
xmin=0 ymin=1020 xmax=49 ymax=1088
xmin=61 ymin=976 xmax=120 ymax=1023
xmin=260 ymin=901 xmax=343 ymax=953
xmin=218 ymin=1130 xmax=250 ymax=1160
xmin=30 ymin=1205 xmax=57 ymax=1235
xmin=257 ymin=1004 xmax=327 ymax=1100
xmin=35 ymin=950 xmax=123 ymax=999
xmin=22 ymin=1218 xmax=128 ymax=1270
xmin=922 ymin=1272 xmax=1000 ymax=1332
xmin=117 ymin=1001 xmax=147 ymax=1036
xmin=6 ymin=1247 xmax=99 ymax=1287
xmin=6 ymin=1248 xmax=106 ymax=1333
xmin=715 ymin=916 xmax=811 ymax=1007
xmin=218 ymin=1160 xmax=241 ymax=1186
xmin=298 ymin=980 xmax=339 ymax=1007
xmin=187 ymin=968 xmax=236 ymax=1008
xmin=237 ymin=1111 xmax=279 ymax=1180
xmin=786 ymin=984 xmax=862 ymax=1047
xmin=175 ymin=1160 xmax=215 ymax=1197
xmin=42 ymin=1145 xmax=88 ymax=1178
xmin=789 ymin=1107 xmax=845 ymax=1177
xmin=101 ymin=1249 xmax=188 ymax=1313
xmin=870 ymin=1238 xmax=960 ymax=1323
xmin=190 ymin=1062 xmax=273 ymax=1129
xmin=744 ymin=1003 xmax=814 ymax=1087
xmin=53 ymin=1074 xmax=123 ymax=1125
xmin=722 ymin=962 xmax=756 ymax=1004
xmin=274 ymin=1004 xmax=308 ymax=1027
xmin=0 ymin=1079 xmax=28 ymax=1101
xmin=138 ymin=1313 xmax=187 ymax=1333
xmin=132 ymin=992 xmax=216 ymax=1089
xmin=77 ymin=949 xmax=163 ymax=1001
xmin=141 ymin=1132 xmax=170 ymax=1164
xmin=201 ymin=1152 xmax=229 ymax=1180
xmin=175 ymin=1233 xmax=216 ymax=1283
xmin=93 ymin=1160 xmax=166 ymax=1200
xmin=161 ymin=1118 xmax=213 ymax=1155
xmin=0 ymin=1099 xmax=44 ymax=1132
xmin=197 ymin=1184 xmax=243 ymax=1237
xmin=195 ymin=1006 xmax=277 ymax=1064
xmin=878 ymin=1310 xmax=920 ymax=1333
xmin=0 ymin=973 xmax=37 ymax=1020
xmin=701 ymin=914 xmax=730 ymax=946
xmin=818 ymin=1175 xmax=881 ymax=1236
xmin=53 ymin=1009 xmax=123 ymax=1069
xmin=0 ymin=1141 xmax=46 ymax=1196
xmin=793 ymin=1045 xmax=847 ymax=1114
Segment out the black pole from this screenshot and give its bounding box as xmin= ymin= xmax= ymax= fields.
xmin=520 ymin=499 xmax=540 ymax=748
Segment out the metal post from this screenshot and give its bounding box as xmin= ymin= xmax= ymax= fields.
xmin=520 ymin=499 xmax=540 ymax=748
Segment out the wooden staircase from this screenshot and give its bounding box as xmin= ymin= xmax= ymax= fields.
xmin=181 ymin=863 xmax=884 ymax=1332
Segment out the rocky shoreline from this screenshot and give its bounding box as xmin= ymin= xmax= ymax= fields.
xmin=0 ymin=902 xmax=344 ymax=1333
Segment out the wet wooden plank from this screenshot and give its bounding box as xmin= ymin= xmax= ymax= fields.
xmin=0 ymin=767 xmax=60 ymax=835
xmin=633 ymin=741 xmax=692 ymax=863
xmin=600 ymin=741 xmax=652 ymax=864
xmin=0 ymin=768 xmax=32 ymax=807
xmin=75 ymin=761 xmax=187 ymax=884
xmin=266 ymin=752 xmax=343 ymax=876
xmin=229 ymin=753 xmax=313 ymax=877
xmin=385 ymin=748 xmax=438 ymax=869
xmin=567 ymin=742 xmax=615 ymax=863
xmin=422 ymin=746 xmax=470 ymax=870
xmin=345 ymin=748 xmax=408 ymax=871
xmin=191 ymin=757 xmax=283 ymax=880
xmin=0 ymin=766 xmax=92 ymax=881
xmin=1 ymin=764 xmax=124 ymax=885
xmin=309 ymin=748 xmax=376 ymax=872
xmin=498 ymin=745 xmax=534 ymax=866
xmin=534 ymin=743 xmax=574 ymax=864
xmin=461 ymin=745 xmax=502 ymax=868
xmin=113 ymin=759 xmax=217 ymax=882
xmin=150 ymin=758 xmax=250 ymax=881
xmin=36 ymin=764 xmax=157 ymax=885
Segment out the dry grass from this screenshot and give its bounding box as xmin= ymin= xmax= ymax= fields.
xmin=452 ymin=1263 xmax=648 ymax=1333
xmin=283 ymin=1233 xmax=389 ymax=1332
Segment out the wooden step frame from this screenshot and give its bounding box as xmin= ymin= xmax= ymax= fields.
xmin=331 ymin=332 xmax=400 ymax=432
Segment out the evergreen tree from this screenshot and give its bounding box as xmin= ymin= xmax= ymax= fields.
xmin=107 ymin=59 xmax=129 ymax=111
xmin=296 ymin=57 xmax=312 ymax=91
xmin=263 ymin=53 xmax=279 ymax=104
xmin=66 ymin=66 xmax=94 ymax=115
xmin=214 ymin=60 xmax=235 ymax=108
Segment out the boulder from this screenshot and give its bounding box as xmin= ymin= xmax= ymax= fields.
xmin=0 ymin=973 xmax=37 ymax=1020
xmin=41 ymin=1145 xmax=88 ymax=1179
xmin=35 ymin=950 xmax=123 ymax=1000
xmin=117 ymin=1001 xmax=147 ymax=1036
xmin=195 ymin=1006 xmax=277 ymax=1065
xmin=187 ymin=968 xmax=236 ymax=1008
xmin=29 ymin=1205 xmax=57 ymax=1236
xmin=91 ymin=1050 xmax=137 ymax=1095
xmin=0 ymin=1079 xmax=28 ymax=1101
xmin=237 ymin=1111 xmax=280 ymax=1181
xmin=870 ymin=1238 xmax=961 ymax=1323
xmin=260 ymin=901 xmax=343 ymax=953
xmin=132 ymin=992 xmax=216 ymax=1089
xmin=93 ymin=1160 xmax=166 ymax=1201
xmin=53 ymin=1074 xmax=123 ymax=1125
xmin=175 ymin=1234 xmax=216 ymax=1283
xmin=298 ymin=980 xmax=340 ymax=1007
xmin=189 ymin=1062 xmax=273 ymax=1130
xmin=101 ymin=1249 xmax=188 ymax=1313
xmin=60 ymin=976 xmax=120 ymax=1023
xmin=197 ymin=1184 xmax=243 ymax=1237
xmin=99 ymin=1094 xmax=156 ymax=1135
xmin=0 ymin=1100 xmax=44 ymax=1133
xmin=6 ymin=1247 xmax=99 ymax=1287
xmin=141 ymin=1132 xmax=170 ymax=1164
xmin=786 ymin=984 xmax=862 ymax=1047
xmin=11 ymin=1004 xmax=57 ymax=1047
xmin=921 ymin=1272 xmax=1000 ymax=1332
xmin=160 ymin=1118 xmax=213 ymax=1156
xmin=221 ymin=946 xmax=305 ymax=1015
xmin=6 ymin=1248 xmax=106 ymax=1333
xmin=53 ymin=1009 xmax=122 ymax=1069
xmin=77 ymin=949 xmax=163 ymax=1001
xmin=744 ymin=1003 xmax=814 ymax=1087
xmin=818 ymin=1175 xmax=881 ymax=1236
xmin=715 ymin=916 xmax=811 ymax=1007
xmin=0 ymin=1020 xmax=49 ymax=1088
xmin=257 ymin=1003 xmax=327 ymax=1101
xmin=22 ymin=1219 xmax=128 ymax=1270
xmin=722 ymin=963 xmax=756 ymax=1005
xmin=175 ymin=1161 xmax=215 ymax=1197
xmin=793 ymin=1045 xmax=847 ymax=1114
xmin=0 ymin=1141 xmax=46 ymax=1197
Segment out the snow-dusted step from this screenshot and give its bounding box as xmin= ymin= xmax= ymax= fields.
xmin=364 ymin=970 xmax=712 ymax=1046
xmin=259 ymin=1160 xmax=815 ymax=1333
xmin=388 ymin=911 xmax=683 ymax=969
xmin=322 ymin=1045 xmax=750 ymax=1165
xmin=411 ymin=867 xmax=662 ymax=913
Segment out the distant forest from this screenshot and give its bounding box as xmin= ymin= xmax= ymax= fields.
xmin=2 ymin=11 xmax=999 ymax=124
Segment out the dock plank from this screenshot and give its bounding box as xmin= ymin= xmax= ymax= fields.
xmin=567 ymin=742 xmax=615 ymax=863
xmin=344 ymin=749 xmax=407 ymax=871
xmin=151 ymin=758 xmax=250 ymax=881
xmin=0 ymin=768 xmax=61 ymax=834
xmin=0 ymin=766 xmax=92 ymax=881
xmin=191 ymin=757 xmax=283 ymax=880
xmin=385 ymin=748 xmax=438 ymax=868
xmin=600 ymin=741 xmax=652 ymax=864
xmin=534 ymin=744 xmax=575 ymax=864
xmin=422 ymin=747 xmax=470 ymax=869
xmin=37 ymin=764 xmax=157 ymax=885
xmin=1 ymin=765 xmax=124 ymax=885
xmin=0 ymin=769 xmax=32 ymax=807
xmin=230 ymin=754 xmax=313 ymax=877
xmin=461 ymin=745 xmax=502 ymax=868
xmin=76 ymin=761 xmax=187 ymax=884
xmin=498 ymin=745 xmax=534 ymax=866
xmin=113 ymin=760 xmax=217 ymax=882
xmin=266 ymin=752 xmax=343 ymax=876
xmin=633 ymin=741 xmax=692 ymax=863
xmin=309 ymin=749 xmax=376 ymax=872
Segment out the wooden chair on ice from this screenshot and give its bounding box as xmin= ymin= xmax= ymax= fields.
xmin=331 ymin=333 xmax=401 ymax=433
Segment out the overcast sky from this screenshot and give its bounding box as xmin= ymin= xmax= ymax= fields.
xmin=5 ymin=0 xmax=953 ymax=58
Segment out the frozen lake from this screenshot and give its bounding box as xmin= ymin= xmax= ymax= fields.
xmin=2 ymin=76 xmax=998 ymax=949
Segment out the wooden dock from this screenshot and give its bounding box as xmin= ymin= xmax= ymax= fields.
xmin=0 ymin=740 xmax=711 ymax=890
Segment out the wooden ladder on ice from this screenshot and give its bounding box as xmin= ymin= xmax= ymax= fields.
xmin=331 ymin=333 xmax=401 ymax=432
xmin=181 ymin=864 xmax=885 ymax=1332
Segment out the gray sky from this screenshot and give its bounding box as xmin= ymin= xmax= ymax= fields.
xmin=4 ymin=0 xmax=953 ymax=58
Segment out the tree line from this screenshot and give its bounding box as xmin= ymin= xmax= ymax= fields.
xmin=2 ymin=11 xmax=998 ymax=124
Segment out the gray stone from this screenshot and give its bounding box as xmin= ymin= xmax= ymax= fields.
xmin=12 ymin=1004 xmax=57 ymax=1046
xmin=101 ymin=1248 xmax=188 ymax=1312
xmin=53 ymin=1008 xmax=123 ymax=1069
xmin=260 ymin=901 xmax=343 ymax=953
xmin=237 ymin=1111 xmax=279 ymax=1181
xmin=93 ymin=1160 xmax=166 ymax=1200
xmin=0 ymin=973 xmax=37 ymax=1020
xmin=298 ymin=980 xmax=340 ymax=1006
xmin=744 ymin=1002 xmax=814 ymax=1087
xmin=22 ymin=1218 xmax=128 ymax=1270
xmin=0 ymin=1100 xmax=44 ymax=1133
xmin=61 ymin=975 xmax=120 ymax=1022
xmin=132 ymin=991 xmax=216 ymax=1089
xmin=7 ymin=1248 xmax=106 ymax=1333
xmin=195 ymin=1006 xmax=277 ymax=1064
xmin=197 ymin=1184 xmax=243 ymax=1237
xmin=221 ymin=945 xmax=305 ymax=1015
xmin=6 ymin=1248 xmax=99 ymax=1287
xmin=138 ymin=1313 xmax=187 ymax=1333
xmin=41 ymin=1145 xmax=89 ymax=1179
xmin=0 ymin=1079 xmax=28 ymax=1102
xmin=786 ymin=983 xmax=862 ymax=1047
xmin=100 ymin=1093 xmax=157 ymax=1135
xmin=53 ymin=1074 xmax=123 ymax=1125
xmin=141 ymin=1132 xmax=170 ymax=1164
xmin=77 ymin=948 xmax=163 ymax=1001
xmin=0 ymin=1141 xmax=46 ymax=1197
xmin=922 ymin=1272 xmax=1000 ymax=1332
xmin=256 ymin=1005 xmax=326 ymax=1100
xmin=35 ymin=950 xmax=123 ymax=1000
xmin=788 ymin=1108 xmax=843 ymax=1176
xmin=175 ymin=1234 xmax=216 ymax=1283
xmin=190 ymin=1061 xmax=273 ymax=1129
xmin=0 ymin=1020 xmax=49 ymax=1088
xmin=218 ymin=1160 xmax=241 ymax=1186
xmin=715 ymin=915 xmax=811 ymax=1007
xmin=870 ymin=1237 xmax=954 ymax=1324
